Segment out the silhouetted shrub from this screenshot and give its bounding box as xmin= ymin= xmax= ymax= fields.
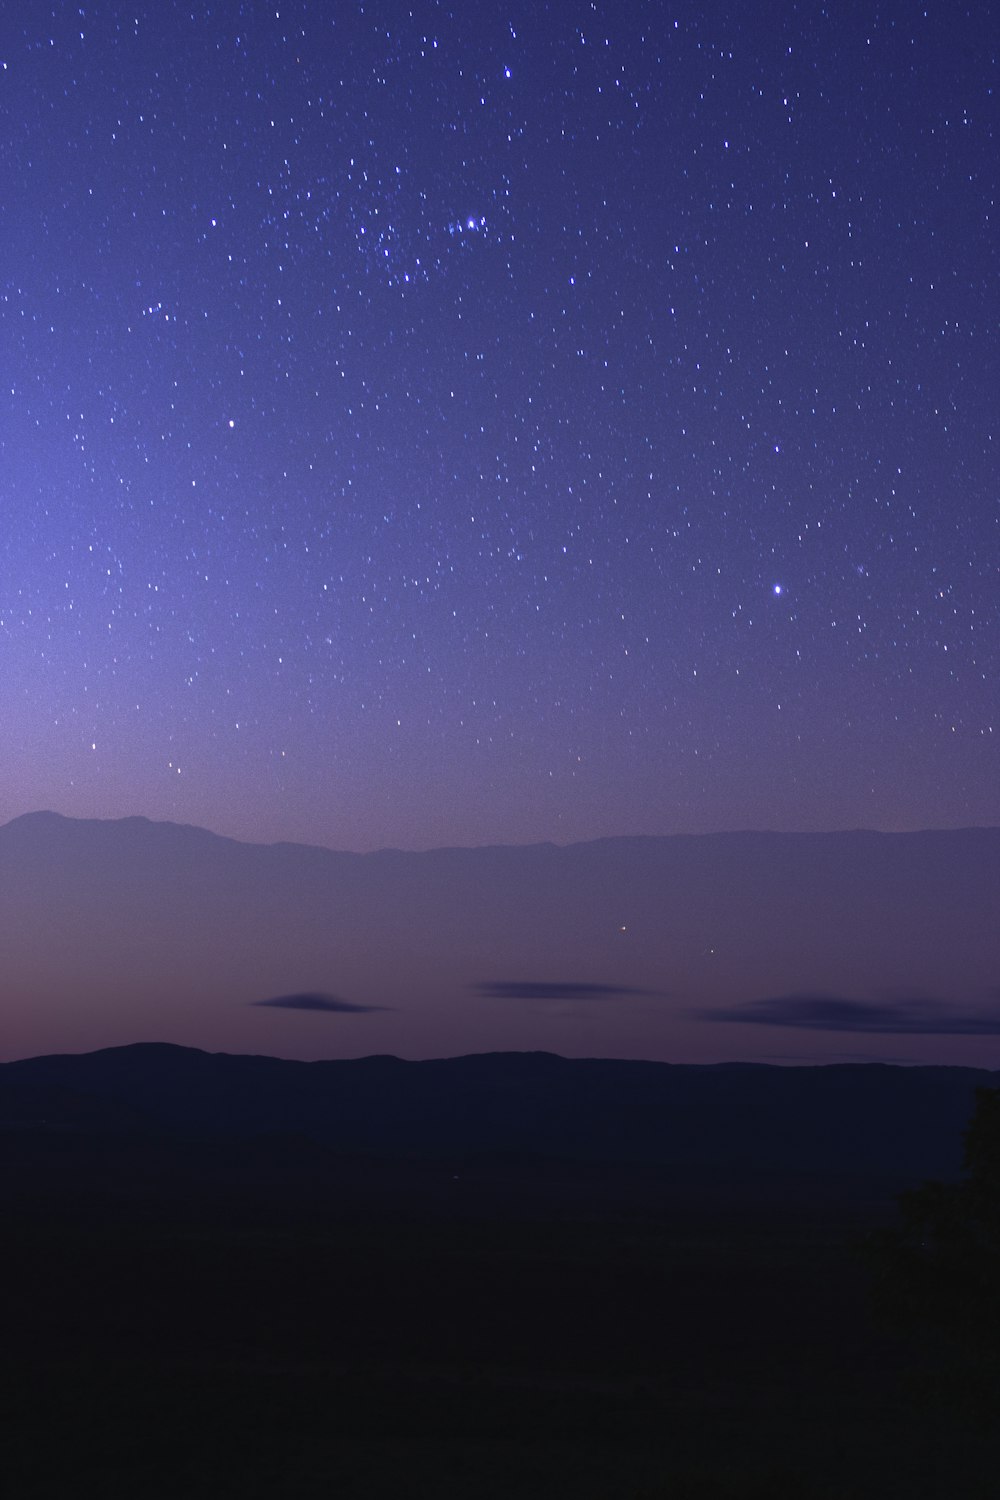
xmin=866 ymin=1087 xmax=1000 ymax=1421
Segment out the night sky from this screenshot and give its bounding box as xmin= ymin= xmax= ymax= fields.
xmin=3 ymin=0 xmax=997 ymax=853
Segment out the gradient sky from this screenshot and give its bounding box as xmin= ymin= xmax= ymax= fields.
xmin=2 ymin=0 xmax=997 ymax=852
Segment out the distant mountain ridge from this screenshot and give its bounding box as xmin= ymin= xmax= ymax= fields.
xmin=4 ymin=807 xmax=998 ymax=854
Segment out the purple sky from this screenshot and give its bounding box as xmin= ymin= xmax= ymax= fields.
xmin=0 ymin=0 xmax=996 ymax=854
xmin=1 ymin=817 xmax=997 ymax=1066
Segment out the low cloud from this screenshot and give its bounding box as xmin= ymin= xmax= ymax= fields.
xmin=699 ymin=993 xmax=1000 ymax=1035
xmin=251 ymin=992 xmax=389 ymax=1014
xmin=475 ymin=980 xmax=653 ymax=1002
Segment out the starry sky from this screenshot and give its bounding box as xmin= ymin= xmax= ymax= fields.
xmin=3 ymin=0 xmax=997 ymax=852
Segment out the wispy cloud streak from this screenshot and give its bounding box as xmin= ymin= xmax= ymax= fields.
xmin=251 ymin=992 xmax=389 ymax=1013
xmin=476 ymin=981 xmax=654 ymax=1002
xmin=699 ymin=993 xmax=1000 ymax=1035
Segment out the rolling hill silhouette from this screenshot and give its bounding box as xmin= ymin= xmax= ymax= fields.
xmin=1 ymin=1041 xmax=994 ymax=1183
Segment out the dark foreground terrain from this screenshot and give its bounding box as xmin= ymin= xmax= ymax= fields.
xmin=3 ymin=1047 xmax=999 ymax=1497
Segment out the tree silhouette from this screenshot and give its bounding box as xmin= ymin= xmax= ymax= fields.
xmin=867 ymin=1086 xmax=1000 ymax=1420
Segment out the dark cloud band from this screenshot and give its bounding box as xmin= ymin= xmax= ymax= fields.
xmin=475 ymin=981 xmax=651 ymax=1002
xmin=251 ymin=992 xmax=388 ymax=1013
xmin=699 ymin=994 xmax=1000 ymax=1035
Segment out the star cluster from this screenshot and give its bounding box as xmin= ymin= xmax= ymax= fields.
xmin=1 ymin=0 xmax=996 ymax=848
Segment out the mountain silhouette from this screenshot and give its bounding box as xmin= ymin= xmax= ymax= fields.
xmin=1 ymin=1041 xmax=993 ymax=1184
